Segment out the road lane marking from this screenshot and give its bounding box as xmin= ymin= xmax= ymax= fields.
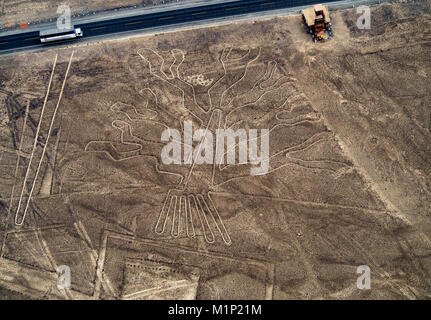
xmin=192 ymin=11 xmax=207 ymax=15
xmin=225 ymin=7 xmax=241 ymax=11
xmin=158 ymin=16 xmax=174 ymax=20
xmin=89 ymin=26 xmax=106 ymax=30
xmin=125 ymin=21 xmax=142 ymax=25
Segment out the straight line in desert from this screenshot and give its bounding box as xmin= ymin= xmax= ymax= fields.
xmin=122 ymin=280 xmax=192 ymax=299
xmin=8 ymin=100 xmax=30 ymax=201
xmin=6 ymin=223 xmax=66 ymax=234
xmin=14 ymin=51 xmax=74 ymax=226
xmin=210 ymin=191 xmax=395 ymax=215
xmin=11 ymin=54 xmax=58 ymax=227
xmin=0 ymin=99 xmax=31 ymax=257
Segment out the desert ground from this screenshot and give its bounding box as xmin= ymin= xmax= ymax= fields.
xmin=0 ymin=0 xmax=430 ymax=299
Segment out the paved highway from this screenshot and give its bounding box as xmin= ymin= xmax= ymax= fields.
xmin=0 ymin=0 xmax=346 ymax=53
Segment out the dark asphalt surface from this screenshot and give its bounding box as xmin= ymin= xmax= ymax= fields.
xmin=0 ymin=0 xmax=343 ymax=53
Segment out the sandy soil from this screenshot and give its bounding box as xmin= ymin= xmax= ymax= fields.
xmin=0 ymin=0 xmax=430 ymax=299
